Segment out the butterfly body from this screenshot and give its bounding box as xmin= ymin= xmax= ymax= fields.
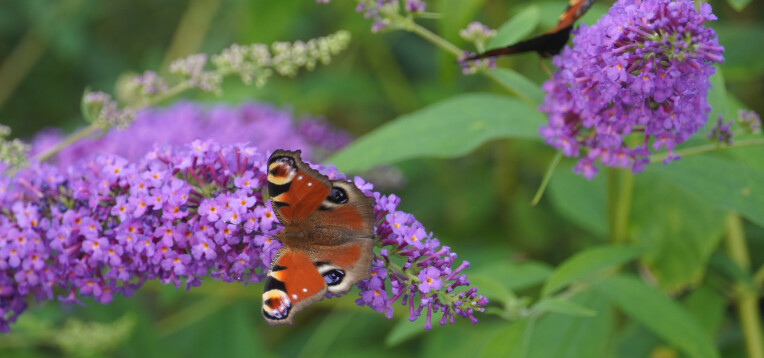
xmin=262 ymin=150 xmax=374 ymax=325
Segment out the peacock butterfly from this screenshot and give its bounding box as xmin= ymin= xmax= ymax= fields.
xmin=465 ymin=0 xmax=595 ymax=60
xmin=262 ymin=149 xmax=375 ymax=325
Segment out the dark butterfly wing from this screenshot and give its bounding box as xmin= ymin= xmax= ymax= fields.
xmin=464 ymin=0 xmax=595 ymax=60
xmin=464 ymin=26 xmax=573 ymax=60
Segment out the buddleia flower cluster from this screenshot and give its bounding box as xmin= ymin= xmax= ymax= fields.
xmin=352 ymin=187 xmax=488 ymax=329
xmin=0 ymin=139 xmax=485 ymax=332
xmin=539 ymin=0 xmax=724 ymax=178
xmin=0 ymin=125 xmax=30 ymax=172
xmin=31 ymin=101 xmax=350 ymax=167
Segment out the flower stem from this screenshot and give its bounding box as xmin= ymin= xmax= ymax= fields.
xmin=650 ymin=138 xmax=764 ymax=164
xmin=407 ymin=22 xmax=463 ymax=57
xmin=531 ymin=151 xmax=562 ymax=206
xmin=34 ymin=125 xmax=101 ymax=163
xmin=755 ymin=265 xmax=764 ymax=289
xmin=160 ymin=0 xmax=223 ymax=70
xmin=608 ymin=169 xmax=633 ymax=244
xmin=725 ymin=213 xmax=764 ymax=358
xmin=33 ymin=80 xmax=193 ymax=163
xmin=406 ymin=23 xmax=535 ymax=105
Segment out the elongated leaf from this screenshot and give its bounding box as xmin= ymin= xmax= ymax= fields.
xmin=726 ymin=0 xmax=752 ymax=10
xmin=327 ymin=94 xmax=545 ymax=172
xmin=475 ymin=259 xmax=552 ymax=292
xmin=490 ymin=68 xmax=545 ymax=106
xmin=487 ymin=5 xmax=540 ymax=49
xmin=424 ymin=322 xmax=506 ymax=358
xmin=532 ymin=297 xmax=596 ymax=317
xmin=682 ymin=284 xmax=726 ymax=337
xmin=481 ymin=320 xmax=530 ymax=358
xmin=595 ymin=275 xmax=720 ymax=358
xmin=385 ymin=319 xmax=423 ymax=347
xmin=547 ymin=161 xmax=608 ymax=237
xmin=630 ymin=173 xmax=726 ymax=291
xmin=541 ymin=245 xmax=642 ymax=296
xmin=513 ymin=291 xmax=615 ymax=358
xmin=707 ymin=68 xmax=729 ymax=123
xmin=708 ymin=252 xmax=757 ymax=291
xmin=647 ymin=155 xmax=764 ymax=227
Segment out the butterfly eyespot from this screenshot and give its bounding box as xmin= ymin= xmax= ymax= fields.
xmin=327 ymin=187 xmax=348 ymax=204
xmin=322 ymin=269 xmax=346 ymax=286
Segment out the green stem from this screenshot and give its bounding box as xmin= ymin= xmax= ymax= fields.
xmin=33 ymin=125 xmax=101 ymax=163
xmin=406 ymin=22 xmax=535 ymax=105
xmin=160 ymin=0 xmax=223 ymax=71
xmin=725 ymin=213 xmax=764 ymax=358
xmin=608 ymin=169 xmax=633 ymax=244
xmin=755 ymin=265 xmax=764 ymax=289
xmin=32 ymin=81 xmax=193 ymax=163
xmin=650 ymin=138 xmax=764 ymax=164
xmin=407 ymin=22 xmax=463 ymax=57
xmin=531 ymin=151 xmax=562 ymax=206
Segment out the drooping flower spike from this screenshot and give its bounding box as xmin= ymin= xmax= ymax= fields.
xmin=539 ymin=0 xmax=724 ymax=178
xmin=0 ymin=141 xmax=485 ymax=332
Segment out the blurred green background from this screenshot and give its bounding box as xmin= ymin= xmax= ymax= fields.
xmin=1 ymin=0 xmax=763 ymax=357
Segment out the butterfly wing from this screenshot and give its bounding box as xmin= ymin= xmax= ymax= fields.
xmin=553 ymin=0 xmax=596 ymax=32
xmin=267 ymin=149 xmax=331 ymax=226
xmin=464 ymin=0 xmax=594 ymax=60
xmin=262 ymin=246 xmax=328 ymax=325
xmin=263 ymin=150 xmax=376 ymax=324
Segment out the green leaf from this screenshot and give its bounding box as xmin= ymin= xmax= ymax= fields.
xmin=487 ymin=5 xmax=540 ymax=48
xmin=716 ymin=23 xmax=764 ymax=79
xmin=547 ymin=161 xmax=608 ymax=237
xmin=489 ymin=68 xmax=545 ymax=106
xmin=531 ymin=297 xmax=597 ymax=317
xmin=647 ymin=155 xmax=764 ymax=228
xmin=470 ymin=274 xmax=517 ymax=307
xmin=384 ymin=314 xmax=427 ymax=347
xmin=475 ymin=259 xmax=552 ymax=292
xmin=707 ymin=68 xmax=730 ymax=124
xmin=630 ymin=172 xmax=726 ymax=291
xmin=726 ymin=0 xmax=752 ymax=11
xmin=424 ymin=322 xmax=506 ymax=358
xmin=513 ymin=291 xmax=615 ymax=358
xmin=708 ymin=252 xmax=757 ymax=291
xmin=541 ymin=245 xmax=642 ymax=296
xmin=327 ymin=94 xmax=545 ymax=173
xmin=682 ymin=284 xmax=726 ymax=337
xmin=481 ymin=320 xmax=530 ymax=358
xmin=594 ymin=275 xmax=720 ymax=358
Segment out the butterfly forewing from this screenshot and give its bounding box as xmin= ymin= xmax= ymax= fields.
xmin=267 ymin=150 xmax=331 ymax=225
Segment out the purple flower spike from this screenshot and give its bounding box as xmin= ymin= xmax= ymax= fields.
xmin=0 ymin=139 xmax=485 ymax=332
xmin=30 ymin=101 xmax=351 ymax=167
xmin=539 ymin=0 xmax=724 ymax=178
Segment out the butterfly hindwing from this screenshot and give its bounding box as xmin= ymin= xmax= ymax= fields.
xmin=262 ymin=247 xmax=327 ymax=325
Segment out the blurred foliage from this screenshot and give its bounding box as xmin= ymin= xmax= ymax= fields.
xmin=1 ymin=0 xmax=764 ymax=357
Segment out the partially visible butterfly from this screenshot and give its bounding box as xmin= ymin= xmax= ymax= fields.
xmin=465 ymin=0 xmax=595 ymax=60
xmin=262 ymin=149 xmax=375 ymax=325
